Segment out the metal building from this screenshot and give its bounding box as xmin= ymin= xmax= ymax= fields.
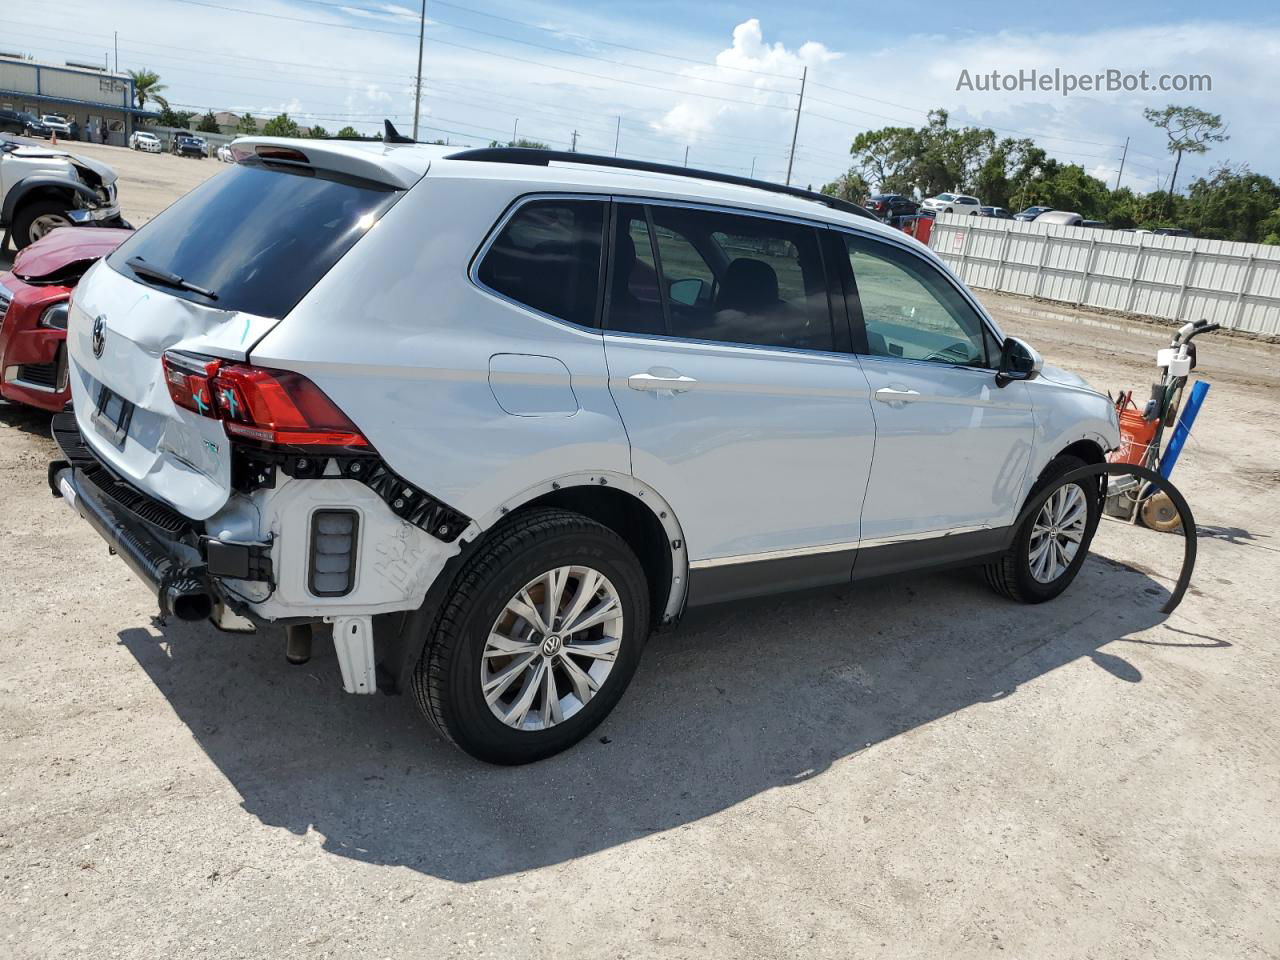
xmin=0 ymin=55 xmax=158 ymax=146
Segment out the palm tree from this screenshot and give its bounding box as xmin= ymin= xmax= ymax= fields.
xmin=127 ymin=69 xmax=168 ymax=110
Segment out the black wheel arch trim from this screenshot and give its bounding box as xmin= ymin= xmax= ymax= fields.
xmin=1 ymin=175 xmax=97 ymax=224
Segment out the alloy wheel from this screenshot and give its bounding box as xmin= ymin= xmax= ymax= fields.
xmin=29 ymin=213 xmax=72 ymax=241
xmin=1028 ymin=483 xmax=1089 ymax=583
xmin=481 ymin=565 xmax=624 ymax=731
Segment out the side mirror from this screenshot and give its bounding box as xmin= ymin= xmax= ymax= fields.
xmin=996 ymin=336 xmax=1043 ymax=387
xmin=668 ymin=277 xmax=707 ymax=307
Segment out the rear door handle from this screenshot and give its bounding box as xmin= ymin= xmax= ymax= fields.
xmin=875 ymin=386 xmax=921 ymax=404
xmin=628 ymin=372 xmax=698 ymax=394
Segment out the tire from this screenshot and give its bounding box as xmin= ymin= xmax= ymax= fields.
xmin=985 ymin=454 xmax=1100 ymax=603
xmin=11 ymin=199 xmax=73 ymax=249
xmin=412 ymin=508 xmax=650 ymax=764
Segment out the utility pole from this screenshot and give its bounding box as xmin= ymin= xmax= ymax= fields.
xmin=785 ymin=66 xmax=807 ymax=186
xmin=1114 ymin=136 xmax=1129 ymax=191
xmin=750 ymin=156 xmax=756 ymax=178
xmin=411 ymin=0 xmax=426 ymax=140
xmin=570 ymin=129 xmax=579 ymax=152
xmin=613 ymin=116 xmax=620 ymax=157
xmin=113 ymin=31 xmax=118 ymax=73
xmin=511 ymin=118 xmax=518 ymax=146
xmin=683 ymin=145 xmax=689 ymax=167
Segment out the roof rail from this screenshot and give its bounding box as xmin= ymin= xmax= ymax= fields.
xmin=443 ymin=147 xmax=877 ymax=221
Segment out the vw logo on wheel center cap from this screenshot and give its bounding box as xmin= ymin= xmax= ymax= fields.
xmin=540 ymin=635 xmax=562 ymax=657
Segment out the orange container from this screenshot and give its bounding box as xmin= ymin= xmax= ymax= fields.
xmin=1111 ymin=406 xmax=1159 ymax=465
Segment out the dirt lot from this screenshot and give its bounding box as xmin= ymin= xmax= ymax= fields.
xmin=2 ymin=146 xmax=1278 ymax=959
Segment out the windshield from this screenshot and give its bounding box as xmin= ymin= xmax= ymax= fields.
xmin=937 ymin=193 xmax=955 ymax=201
xmin=106 ymin=161 xmax=402 ymax=319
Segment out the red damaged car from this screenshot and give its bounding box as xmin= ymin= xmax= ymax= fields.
xmin=0 ymin=226 xmax=131 ymax=411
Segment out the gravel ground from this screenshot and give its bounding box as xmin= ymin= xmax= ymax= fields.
xmin=1 ymin=145 xmax=1278 ymax=959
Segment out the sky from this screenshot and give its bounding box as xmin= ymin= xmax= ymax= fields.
xmin=7 ymin=0 xmax=1278 ymax=197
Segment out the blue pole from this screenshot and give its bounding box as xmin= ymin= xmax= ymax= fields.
xmin=1159 ymin=380 xmax=1209 ymax=478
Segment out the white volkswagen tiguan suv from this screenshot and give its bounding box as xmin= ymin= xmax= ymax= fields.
xmin=50 ymin=136 xmax=1119 ymax=763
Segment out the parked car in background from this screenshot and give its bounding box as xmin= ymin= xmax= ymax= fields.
xmin=1014 ymin=206 xmax=1053 ymax=221
xmin=980 ymin=206 xmax=1013 ymax=219
xmin=1 ymin=137 xmax=127 ymax=248
xmin=1153 ymin=227 xmax=1191 ymax=237
xmin=171 ymin=132 xmax=207 ymax=158
xmin=129 ymin=131 xmax=162 ymax=153
xmin=51 ymin=138 xmax=1119 ymax=764
xmin=41 ymin=115 xmax=72 ymax=137
xmin=0 ymin=111 xmax=51 ymax=139
xmin=216 ymin=143 xmax=235 ymax=163
xmin=865 ymin=194 xmax=919 ymax=220
xmin=1034 ymin=210 xmax=1085 ymax=226
xmin=0 ymin=226 xmax=132 ymax=410
xmin=921 ymin=192 xmax=982 ymax=215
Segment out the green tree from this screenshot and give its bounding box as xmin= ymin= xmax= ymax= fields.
xmin=236 ymin=113 xmax=259 ymax=134
xmin=335 ymin=125 xmax=361 ymax=139
xmin=1181 ymin=164 xmax=1280 ymax=243
xmin=127 ymin=68 xmax=167 ymax=110
xmin=261 ymin=113 xmax=301 ymax=138
xmin=196 ymin=110 xmax=219 ymax=134
xmin=820 ymin=170 xmax=870 ymax=204
xmin=488 ymin=138 xmax=549 ymax=149
xmin=1143 ymin=104 xmax=1229 ymax=200
xmin=156 ymin=105 xmax=194 ymax=129
xmin=307 ymin=125 xmax=330 ymax=138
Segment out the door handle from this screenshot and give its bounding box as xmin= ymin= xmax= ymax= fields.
xmin=875 ymin=386 xmax=921 ymax=404
xmin=628 ymin=372 xmax=698 ymax=394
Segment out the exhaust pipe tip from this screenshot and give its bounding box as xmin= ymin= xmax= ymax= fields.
xmin=286 ymin=623 xmax=313 ymax=665
xmin=164 ymin=578 xmax=213 ymax=622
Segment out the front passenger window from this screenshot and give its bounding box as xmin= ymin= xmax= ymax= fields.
xmin=844 ymin=235 xmax=992 ymax=367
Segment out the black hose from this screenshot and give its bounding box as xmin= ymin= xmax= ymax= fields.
xmin=1007 ymin=462 xmax=1197 ymax=615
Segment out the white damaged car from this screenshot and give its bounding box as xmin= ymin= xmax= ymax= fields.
xmin=50 ymin=135 xmax=1119 ymax=763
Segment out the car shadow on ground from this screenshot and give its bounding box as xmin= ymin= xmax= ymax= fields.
xmin=117 ymin=552 xmax=1208 ymax=884
xmin=0 ymin=402 xmax=54 ymax=440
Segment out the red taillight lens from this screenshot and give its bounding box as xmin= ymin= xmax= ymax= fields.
xmin=213 ymin=364 xmax=368 ymax=448
xmin=162 ymin=351 xmax=221 ymax=417
xmin=161 ymin=351 xmax=368 ymax=449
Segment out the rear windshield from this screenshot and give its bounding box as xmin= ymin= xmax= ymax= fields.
xmin=106 ymin=162 xmax=401 ymax=318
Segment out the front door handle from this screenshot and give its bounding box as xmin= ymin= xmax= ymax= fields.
xmin=875 ymin=386 xmax=921 ymax=404
xmin=628 ymin=371 xmax=698 ymax=394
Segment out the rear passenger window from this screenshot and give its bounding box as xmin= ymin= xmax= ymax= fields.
xmin=477 ymin=199 xmax=605 ymax=327
xmin=606 ymin=203 xmax=834 ymax=352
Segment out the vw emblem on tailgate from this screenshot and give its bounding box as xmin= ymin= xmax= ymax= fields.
xmin=91 ymin=315 xmax=106 ymax=358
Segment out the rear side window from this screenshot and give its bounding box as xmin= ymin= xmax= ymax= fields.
xmin=107 ymin=163 xmax=399 ymax=319
xmin=477 ymin=199 xmax=605 ymax=327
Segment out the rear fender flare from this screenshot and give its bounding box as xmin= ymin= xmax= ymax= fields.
xmin=477 ymin=470 xmax=689 ymax=622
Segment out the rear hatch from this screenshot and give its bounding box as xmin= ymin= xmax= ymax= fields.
xmin=67 ymin=143 xmax=420 ymax=519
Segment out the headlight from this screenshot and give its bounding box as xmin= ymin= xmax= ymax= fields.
xmin=39 ymin=302 xmax=70 ymax=330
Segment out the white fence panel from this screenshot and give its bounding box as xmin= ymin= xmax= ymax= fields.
xmin=929 ymin=213 xmax=1280 ymax=336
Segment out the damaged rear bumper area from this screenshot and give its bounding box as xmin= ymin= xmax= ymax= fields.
xmin=47 ymin=412 xmax=266 ymax=629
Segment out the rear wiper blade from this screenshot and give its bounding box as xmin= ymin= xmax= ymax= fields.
xmin=126 ymin=256 xmax=218 ymax=301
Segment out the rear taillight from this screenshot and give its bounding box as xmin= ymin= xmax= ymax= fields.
xmin=163 ymin=351 xmax=221 ymax=416
xmin=162 ymin=350 xmax=368 ymax=449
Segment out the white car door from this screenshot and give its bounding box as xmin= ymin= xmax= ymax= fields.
xmin=601 ymin=201 xmax=877 ymax=604
xmin=834 ymin=230 xmax=1036 ymax=560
